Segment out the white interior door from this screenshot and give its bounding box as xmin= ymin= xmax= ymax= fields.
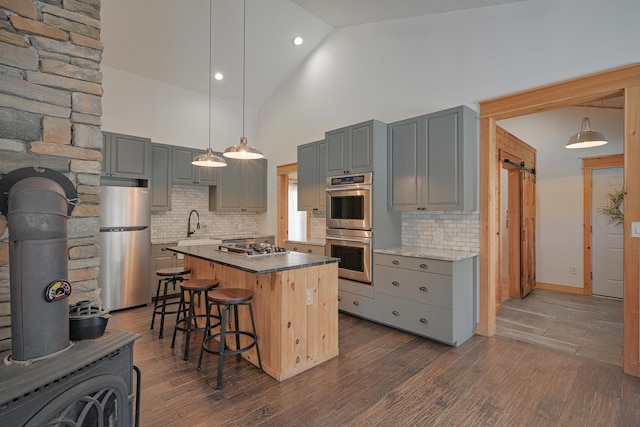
xmin=591 ymin=167 xmax=623 ymax=298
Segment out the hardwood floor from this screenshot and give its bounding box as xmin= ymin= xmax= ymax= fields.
xmin=496 ymin=289 xmax=623 ymax=366
xmin=110 ymin=303 xmax=640 ymax=426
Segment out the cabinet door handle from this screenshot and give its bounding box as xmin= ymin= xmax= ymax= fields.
xmin=392 ymin=281 xmax=400 ymax=287
xmin=419 ymin=286 xmax=428 ymax=292
xmin=293 ymin=246 xmax=298 ymax=251
xmin=392 ymin=310 xmax=399 ymax=316
xmin=419 ymin=318 xmax=428 ymax=324
xmin=307 ymin=249 xmax=312 ymax=253
xmin=392 ymin=260 xmax=400 ymax=265
xmin=337 ymin=295 xmax=342 ymax=302
xmin=353 ymin=300 xmax=359 ymax=306
xmin=419 ymin=263 xmax=428 ymax=270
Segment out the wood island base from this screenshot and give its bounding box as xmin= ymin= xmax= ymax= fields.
xmin=184 ymin=255 xmax=339 ymax=381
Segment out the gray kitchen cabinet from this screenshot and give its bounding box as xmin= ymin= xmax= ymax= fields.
xmin=150 ymin=143 xmax=172 ymax=211
xmin=337 ymin=279 xmax=375 ymax=319
xmin=373 ymin=252 xmax=475 ymax=346
xmin=325 ymin=120 xmax=386 ymax=175
xmin=283 ymin=241 xmax=324 ymax=255
xmin=102 ymin=132 xmax=151 ymax=179
xmin=209 ymin=158 xmax=267 ymax=212
xmin=388 ymin=105 xmax=477 ymax=211
xmin=171 ymin=146 xmax=218 ymax=186
xmin=297 ymin=140 xmax=326 ymax=211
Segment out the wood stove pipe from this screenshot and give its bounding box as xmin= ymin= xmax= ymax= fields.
xmin=0 ymin=168 xmax=77 ymax=361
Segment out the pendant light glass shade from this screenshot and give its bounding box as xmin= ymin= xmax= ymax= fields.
xmin=192 ymin=0 xmax=226 ymax=168
xmin=223 ymin=0 xmax=264 ymax=160
xmin=566 ymin=116 xmax=608 ymax=149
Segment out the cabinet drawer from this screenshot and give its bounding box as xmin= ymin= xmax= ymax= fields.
xmin=374 ymin=265 xmax=452 ymax=309
xmin=374 ymin=293 xmax=453 ymax=344
xmin=284 ymin=242 xmax=324 ymax=255
xmin=374 ymin=253 xmax=452 ymax=275
xmin=338 ymin=290 xmax=374 ymax=318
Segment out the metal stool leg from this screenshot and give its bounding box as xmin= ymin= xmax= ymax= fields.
xmin=171 ymin=287 xmax=187 ymax=350
xmin=150 ymin=278 xmax=163 ymax=330
xmin=247 ymin=302 xmax=263 ymax=373
xmin=216 ymin=304 xmax=229 ymax=390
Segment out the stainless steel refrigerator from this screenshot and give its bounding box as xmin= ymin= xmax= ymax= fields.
xmin=99 ymin=186 xmax=151 ymax=310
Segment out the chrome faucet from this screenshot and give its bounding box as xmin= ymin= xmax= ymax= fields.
xmin=187 ymin=209 xmax=200 ymax=237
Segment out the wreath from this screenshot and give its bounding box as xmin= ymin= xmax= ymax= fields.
xmin=599 ymin=188 xmax=624 ymax=226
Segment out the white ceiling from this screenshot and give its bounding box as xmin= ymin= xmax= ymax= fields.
xmin=291 ymin=0 xmax=525 ymax=27
xmin=100 ymin=0 xmax=525 ymax=108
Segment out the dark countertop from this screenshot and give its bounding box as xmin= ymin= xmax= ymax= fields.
xmin=166 ymin=245 xmax=339 ymax=275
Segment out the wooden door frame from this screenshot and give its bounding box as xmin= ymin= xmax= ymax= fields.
xmin=478 ymin=63 xmax=640 ymax=376
xmin=277 ymin=163 xmax=296 ymax=246
xmin=583 ymin=154 xmax=624 ymax=296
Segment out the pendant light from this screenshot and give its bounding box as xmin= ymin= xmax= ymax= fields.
xmin=223 ymin=0 xmax=264 ymax=160
xmin=565 ymin=106 xmax=608 ymax=149
xmin=192 ymin=0 xmax=227 ymax=167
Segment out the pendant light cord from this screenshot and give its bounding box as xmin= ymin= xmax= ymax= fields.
xmin=208 ymin=0 xmax=212 ymax=150
xmin=242 ymin=0 xmax=246 ymax=140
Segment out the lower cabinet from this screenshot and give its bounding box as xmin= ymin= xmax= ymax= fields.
xmin=370 ymin=252 xmax=475 ymax=346
xmin=337 ymin=278 xmax=375 ymax=319
xmin=150 ymin=244 xmax=184 ymax=300
xmin=283 ymin=241 xmax=324 ymax=255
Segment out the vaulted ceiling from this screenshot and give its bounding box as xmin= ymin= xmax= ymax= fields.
xmin=101 ymin=0 xmax=525 ymax=108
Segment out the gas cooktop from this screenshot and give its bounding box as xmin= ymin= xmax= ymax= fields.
xmin=217 ymin=243 xmax=288 ymax=257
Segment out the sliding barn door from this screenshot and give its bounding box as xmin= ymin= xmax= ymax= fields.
xmin=520 ymin=170 xmax=536 ymax=297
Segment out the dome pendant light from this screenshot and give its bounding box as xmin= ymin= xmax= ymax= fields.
xmin=193 ymin=0 xmax=226 ymax=168
xmin=223 ymin=0 xmax=264 ymax=160
xmin=565 ymin=106 xmax=608 ymax=149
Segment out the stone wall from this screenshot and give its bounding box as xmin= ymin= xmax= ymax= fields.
xmin=0 ymin=0 xmax=103 ymax=351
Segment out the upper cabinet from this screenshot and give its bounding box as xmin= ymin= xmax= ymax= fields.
xmin=297 ymin=140 xmax=326 ymax=211
xmin=171 ymin=146 xmax=218 ymax=186
xmin=209 ymin=158 xmax=267 ymax=212
xmin=150 ymin=143 xmax=172 ymax=211
xmin=388 ymin=105 xmax=477 ymax=211
xmin=325 ymin=120 xmax=385 ymax=175
xmin=102 ymin=132 xmax=151 ymax=179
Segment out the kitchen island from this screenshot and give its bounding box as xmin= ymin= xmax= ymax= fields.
xmin=166 ymin=245 xmax=340 ymax=381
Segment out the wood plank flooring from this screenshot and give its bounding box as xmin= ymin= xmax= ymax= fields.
xmin=496 ymin=289 xmax=623 ymax=366
xmin=110 ymin=303 xmax=640 ymax=426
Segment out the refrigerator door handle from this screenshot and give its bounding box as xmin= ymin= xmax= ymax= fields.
xmin=100 ymin=226 xmax=148 ymax=232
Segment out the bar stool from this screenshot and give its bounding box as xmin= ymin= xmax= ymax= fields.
xmin=197 ymin=288 xmax=263 ymax=390
xmin=151 ymin=266 xmax=191 ymax=338
xmin=171 ymin=278 xmax=220 ymax=361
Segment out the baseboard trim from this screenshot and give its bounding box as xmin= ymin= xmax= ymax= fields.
xmin=536 ymin=282 xmax=587 ymax=295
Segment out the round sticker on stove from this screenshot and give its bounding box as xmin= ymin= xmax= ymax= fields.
xmin=45 ymin=280 xmax=72 ymax=302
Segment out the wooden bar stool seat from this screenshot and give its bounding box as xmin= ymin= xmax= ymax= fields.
xmin=150 ymin=266 xmax=191 ymax=338
xmin=197 ymin=288 xmax=263 ymax=390
xmin=171 ymin=279 xmax=220 ymax=361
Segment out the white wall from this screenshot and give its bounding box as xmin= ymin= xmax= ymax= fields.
xmin=101 ymin=65 xmax=258 ymax=151
xmin=257 ymin=0 xmax=638 ymax=288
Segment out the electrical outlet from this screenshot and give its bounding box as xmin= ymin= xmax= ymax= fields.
xmin=306 ymin=288 xmax=313 ymax=305
xmin=569 ymin=265 xmax=576 ymax=275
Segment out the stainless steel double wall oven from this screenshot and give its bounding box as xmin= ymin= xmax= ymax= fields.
xmin=325 ymin=172 xmax=373 ymax=284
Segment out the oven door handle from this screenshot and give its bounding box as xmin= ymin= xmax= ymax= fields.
xmin=326 ymin=185 xmax=371 ymax=192
xmin=326 ymin=237 xmax=371 ymax=244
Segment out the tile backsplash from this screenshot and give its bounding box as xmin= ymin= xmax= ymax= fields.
xmin=151 ymin=185 xmax=258 ymax=243
xmin=402 ymin=210 xmax=479 ymax=252
xmin=310 ymin=209 xmax=479 ymax=252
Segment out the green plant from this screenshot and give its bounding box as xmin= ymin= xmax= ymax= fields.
xmin=599 ymin=188 xmax=624 ymax=225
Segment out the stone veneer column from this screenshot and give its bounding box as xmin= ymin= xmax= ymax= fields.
xmin=0 ymin=0 xmax=103 ymax=351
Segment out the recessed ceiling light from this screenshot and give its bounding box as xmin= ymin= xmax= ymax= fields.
xmin=214 ymin=72 xmax=223 ymax=80
xmin=292 ymin=36 xmax=303 ymax=46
